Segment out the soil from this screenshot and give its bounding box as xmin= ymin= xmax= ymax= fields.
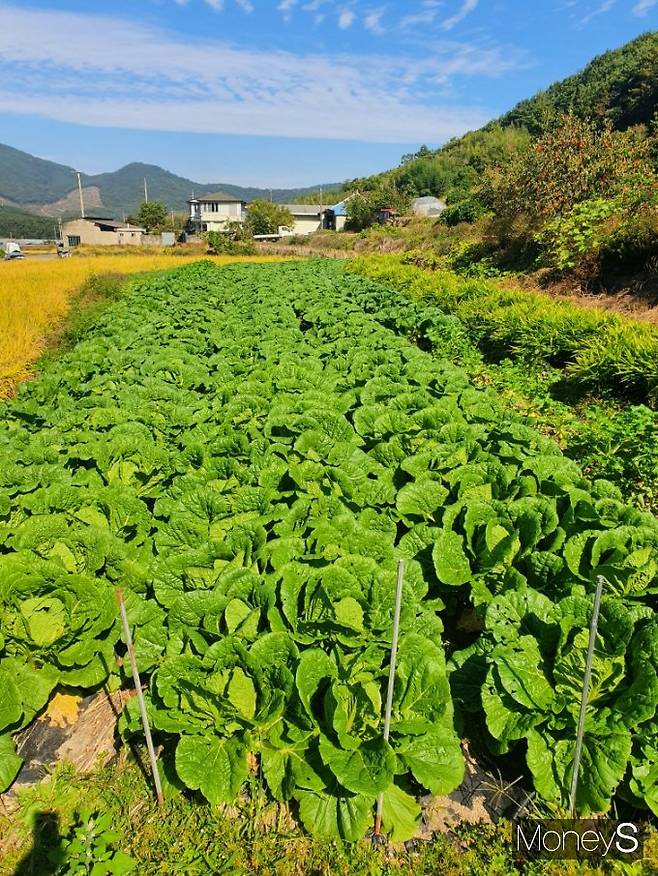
xmin=0 ymin=689 xmax=128 ymax=815
xmin=0 ymin=690 xmax=526 ymax=836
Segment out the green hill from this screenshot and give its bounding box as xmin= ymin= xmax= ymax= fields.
xmin=0 ymin=204 xmax=58 ymax=239
xmin=499 ymin=30 xmax=658 ymax=134
xmin=0 ymin=144 xmax=340 ymax=217
xmin=348 ymin=31 xmax=658 ymax=204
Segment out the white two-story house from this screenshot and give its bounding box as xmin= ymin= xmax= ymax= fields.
xmin=188 ymin=191 xmax=247 ymax=232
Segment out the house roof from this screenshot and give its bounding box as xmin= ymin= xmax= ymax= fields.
xmin=328 ymin=193 xmax=358 ymax=216
xmin=92 ymin=219 xmax=123 ymax=229
xmin=281 ymin=204 xmax=323 ymax=215
xmin=63 ymin=217 xmax=145 ymax=231
xmin=190 ymin=191 xmax=246 ymax=203
xmin=94 ymin=219 xmax=145 ymax=231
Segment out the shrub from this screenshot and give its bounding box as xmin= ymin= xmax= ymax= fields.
xmin=602 ymin=204 xmax=658 ymax=267
xmin=206 ymin=225 xmax=256 ymax=256
xmin=535 ymin=197 xmax=619 ymax=270
xmin=489 ymin=115 xmax=657 ymax=227
xmin=439 ymin=197 xmax=489 ymax=227
xmin=246 ymin=201 xmax=294 ymax=235
xmin=345 ymin=184 xmax=410 ymax=231
xmin=566 ymin=405 xmax=658 ymax=510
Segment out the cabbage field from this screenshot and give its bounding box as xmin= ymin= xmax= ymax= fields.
xmin=2 ymin=260 xmax=658 ymax=842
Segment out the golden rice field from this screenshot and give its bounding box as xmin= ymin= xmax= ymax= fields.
xmin=0 ymin=254 xmax=288 ymax=400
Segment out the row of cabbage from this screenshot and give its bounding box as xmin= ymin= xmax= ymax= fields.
xmin=0 ymin=260 xmax=657 ymax=839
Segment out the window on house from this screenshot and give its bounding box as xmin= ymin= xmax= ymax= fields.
xmin=67 ymin=236 xmax=81 ymax=246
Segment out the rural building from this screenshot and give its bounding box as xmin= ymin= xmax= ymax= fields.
xmin=188 ymin=192 xmax=247 ymax=232
xmin=62 ymin=217 xmax=145 ymax=247
xmin=412 ymin=196 xmax=446 ymax=217
xmin=278 ymin=205 xmax=323 ymax=237
xmin=278 ymin=203 xmax=348 ymax=236
xmin=321 ymin=201 xmax=348 ymax=232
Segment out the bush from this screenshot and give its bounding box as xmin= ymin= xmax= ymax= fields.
xmin=246 ymin=201 xmax=294 ymax=235
xmin=602 ymin=204 xmax=658 ymax=267
xmin=488 ymin=115 xmax=657 ymax=228
xmin=535 ymin=197 xmax=619 ymax=270
xmin=440 ymin=197 xmax=489 ymax=227
xmin=206 ymin=225 xmax=256 ymax=256
xmin=345 ymin=184 xmax=410 ymax=231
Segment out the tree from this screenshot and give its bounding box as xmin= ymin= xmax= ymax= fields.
xmin=400 ymin=144 xmax=432 ymax=166
xmin=345 ymin=194 xmax=376 ymax=231
xmin=345 ymin=183 xmax=410 ymax=231
xmin=488 ymin=115 xmax=657 ymax=228
xmin=245 ymin=200 xmax=294 ymax=235
xmin=206 ymin=222 xmax=255 ymax=255
xmin=134 ymin=200 xmax=169 ymax=232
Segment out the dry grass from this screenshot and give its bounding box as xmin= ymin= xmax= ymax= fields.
xmin=0 ymin=254 xmax=289 ymax=399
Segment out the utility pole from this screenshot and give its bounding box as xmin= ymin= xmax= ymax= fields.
xmin=75 ymin=171 xmax=85 ymax=218
xmin=144 ymin=177 xmax=149 ymax=203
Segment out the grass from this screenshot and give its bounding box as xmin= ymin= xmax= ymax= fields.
xmin=348 ymin=255 xmax=658 ymax=407
xmin=3 ymin=759 xmax=652 ymax=875
xmin=341 ymin=258 xmax=658 ymax=510
xmin=0 ymin=254 xmax=289 ymax=399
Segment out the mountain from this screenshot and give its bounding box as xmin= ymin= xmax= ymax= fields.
xmin=0 ymin=144 xmax=340 ymax=218
xmin=347 ymin=31 xmax=658 ymax=202
xmin=498 ymin=30 xmax=658 ymax=134
xmin=0 ymin=204 xmax=56 ymax=239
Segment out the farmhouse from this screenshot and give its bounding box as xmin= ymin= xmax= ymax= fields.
xmin=278 ymin=203 xmax=348 ymax=237
xmin=188 ymin=192 xmax=247 ymax=232
xmin=62 ymin=217 xmax=145 ymax=247
xmin=322 ymin=200 xmax=349 ymax=232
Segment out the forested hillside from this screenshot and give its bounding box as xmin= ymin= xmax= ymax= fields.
xmin=341 ymin=32 xmax=658 ymax=290
xmin=0 ymin=204 xmax=57 ymax=239
xmin=348 ymin=32 xmax=658 ymax=203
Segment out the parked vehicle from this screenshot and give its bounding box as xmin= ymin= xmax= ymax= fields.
xmin=3 ymin=242 xmax=24 ymax=260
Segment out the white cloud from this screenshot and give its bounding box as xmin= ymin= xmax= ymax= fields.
xmin=338 ymin=9 xmax=356 ymax=30
xmin=205 ymin=0 xmax=224 ymax=9
xmin=0 ymin=4 xmax=523 ymax=144
xmin=402 ymin=0 xmax=443 ymax=28
xmin=364 ymin=8 xmax=385 ymax=33
xmin=236 ymin=0 xmax=255 ymax=11
xmin=442 ymin=0 xmax=478 ymax=30
xmin=338 ymin=8 xmax=356 ymax=28
xmin=633 ymin=0 xmax=657 ymax=14
xmin=578 ymin=0 xmax=615 ymax=26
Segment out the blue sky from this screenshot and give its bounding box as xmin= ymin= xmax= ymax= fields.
xmin=0 ymin=0 xmax=656 ymax=186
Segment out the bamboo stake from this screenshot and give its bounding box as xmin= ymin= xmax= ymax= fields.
xmin=569 ymin=575 xmax=605 ymax=817
xmin=116 ymin=587 xmax=164 ymax=807
xmin=374 ymin=560 xmax=405 ymax=837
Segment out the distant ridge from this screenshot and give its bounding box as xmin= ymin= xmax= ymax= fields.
xmin=0 ymin=143 xmax=341 ymax=218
